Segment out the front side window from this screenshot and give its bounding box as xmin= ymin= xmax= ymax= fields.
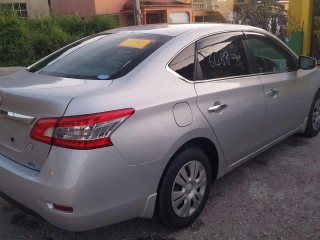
xmin=28 ymin=33 xmax=172 ymax=80
xmin=245 ymin=35 xmax=297 ymax=74
xmin=196 ymin=33 xmax=250 ymax=80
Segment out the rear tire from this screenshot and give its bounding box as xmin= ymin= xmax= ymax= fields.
xmin=156 ymin=147 xmax=212 ymax=229
xmin=304 ymin=91 xmax=320 ymax=138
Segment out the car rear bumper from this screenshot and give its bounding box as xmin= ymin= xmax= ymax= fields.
xmin=0 ymin=146 xmax=168 ymax=231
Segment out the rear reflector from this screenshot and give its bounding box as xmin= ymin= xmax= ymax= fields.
xmin=48 ymin=203 xmax=74 ymax=213
xmin=30 ymin=118 xmax=58 ymax=144
xmin=30 ymin=108 xmax=134 ymax=149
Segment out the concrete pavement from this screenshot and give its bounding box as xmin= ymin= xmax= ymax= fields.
xmin=1 ymin=134 xmax=319 ymax=240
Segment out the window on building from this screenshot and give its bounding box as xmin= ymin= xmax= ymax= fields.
xmin=146 ymin=13 xmax=163 ymax=24
xmin=195 ymin=15 xmax=219 ymax=23
xmin=237 ymin=0 xmax=245 ymax=3
xmin=0 ymin=3 xmax=27 ymax=17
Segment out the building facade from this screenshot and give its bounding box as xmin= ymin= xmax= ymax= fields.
xmin=123 ymin=0 xmax=192 ymax=25
xmin=50 ymin=0 xmax=192 ymax=27
xmin=191 ymin=0 xmax=234 ymax=23
xmin=50 ymin=0 xmax=128 ymax=26
xmin=289 ymin=0 xmax=320 ymax=62
xmin=0 ymin=0 xmax=50 ymax=18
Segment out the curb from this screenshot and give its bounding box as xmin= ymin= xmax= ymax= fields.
xmin=0 ymin=67 xmax=25 ymax=76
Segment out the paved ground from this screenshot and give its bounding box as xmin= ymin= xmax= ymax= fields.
xmin=1 ymin=134 xmax=319 ymax=240
xmin=0 ymin=67 xmax=320 ymax=239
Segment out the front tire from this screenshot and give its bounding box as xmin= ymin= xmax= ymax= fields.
xmin=304 ymin=91 xmax=320 ymax=138
xmin=156 ymin=147 xmax=212 ymax=229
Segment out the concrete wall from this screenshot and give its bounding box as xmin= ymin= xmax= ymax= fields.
xmin=94 ymin=0 xmax=127 ymax=15
xmin=50 ymin=0 xmax=96 ymax=17
xmin=50 ymin=0 xmax=128 ymax=26
xmin=51 ymin=0 xmax=128 ymax=19
xmin=289 ymin=0 xmax=312 ymax=55
xmin=0 ymin=0 xmax=50 ymax=18
xmin=93 ymin=0 xmax=128 ymax=26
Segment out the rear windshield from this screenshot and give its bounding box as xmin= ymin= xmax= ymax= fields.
xmin=27 ymin=33 xmax=173 ymax=80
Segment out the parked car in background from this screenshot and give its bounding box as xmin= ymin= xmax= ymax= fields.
xmin=0 ymin=24 xmax=319 ymax=231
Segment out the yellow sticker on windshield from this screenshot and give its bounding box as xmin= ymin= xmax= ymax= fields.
xmin=118 ymin=38 xmax=153 ymax=49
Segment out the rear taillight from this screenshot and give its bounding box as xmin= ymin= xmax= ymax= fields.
xmin=30 ymin=108 xmax=134 ymax=150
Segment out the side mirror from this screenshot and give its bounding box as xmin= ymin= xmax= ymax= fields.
xmin=299 ymin=56 xmax=316 ymax=70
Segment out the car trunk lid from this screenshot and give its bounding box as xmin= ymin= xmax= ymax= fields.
xmin=0 ymin=70 xmax=111 ymax=170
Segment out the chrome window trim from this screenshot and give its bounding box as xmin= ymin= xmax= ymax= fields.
xmin=165 ymin=29 xmax=251 ymax=84
xmin=193 ymin=71 xmax=297 ymax=83
xmin=165 ymin=65 xmax=193 ymax=83
xmin=165 ymin=29 xmax=298 ymax=84
xmin=194 ymin=73 xmax=260 ymax=83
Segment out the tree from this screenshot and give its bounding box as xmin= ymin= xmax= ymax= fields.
xmin=234 ymin=0 xmax=287 ymax=38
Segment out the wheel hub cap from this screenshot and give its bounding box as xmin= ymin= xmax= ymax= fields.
xmin=186 ymin=183 xmax=193 ymax=194
xmin=171 ymin=161 xmax=207 ymax=218
xmin=312 ymin=99 xmax=320 ymax=130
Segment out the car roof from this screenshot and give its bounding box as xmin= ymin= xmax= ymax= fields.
xmin=103 ymin=23 xmax=264 ymax=37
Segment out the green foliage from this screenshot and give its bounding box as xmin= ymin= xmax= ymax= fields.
xmin=0 ymin=15 xmax=35 ymax=66
xmin=85 ymin=15 xmax=118 ymax=35
xmin=234 ymin=0 xmax=287 ymax=37
xmin=0 ymin=14 xmax=118 ymax=67
xmin=52 ymin=15 xmax=87 ymax=37
xmin=27 ymin=17 xmax=77 ymax=60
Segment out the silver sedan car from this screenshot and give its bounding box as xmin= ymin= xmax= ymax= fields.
xmin=0 ymin=24 xmax=320 ymax=231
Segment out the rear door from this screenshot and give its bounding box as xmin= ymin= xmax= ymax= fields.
xmin=244 ymin=33 xmax=312 ymax=142
xmin=194 ymin=32 xmax=266 ymax=165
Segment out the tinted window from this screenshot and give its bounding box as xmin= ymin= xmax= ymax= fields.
xmin=196 ymin=33 xmax=249 ymax=80
xmin=168 ymin=44 xmax=195 ymax=80
xmin=28 ymin=33 xmax=172 ymax=80
xmin=246 ymin=35 xmax=297 ymax=74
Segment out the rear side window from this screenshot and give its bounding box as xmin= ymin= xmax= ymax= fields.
xmin=168 ymin=44 xmax=195 ymax=80
xmin=196 ymin=33 xmax=250 ymax=80
xmin=28 ymin=33 xmax=172 ymax=80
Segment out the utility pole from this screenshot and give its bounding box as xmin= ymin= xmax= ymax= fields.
xmin=133 ymin=0 xmax=141 ymax=25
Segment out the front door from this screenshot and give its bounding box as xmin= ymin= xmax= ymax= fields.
xmin=244 ymin=33 xmax=312 ymax=142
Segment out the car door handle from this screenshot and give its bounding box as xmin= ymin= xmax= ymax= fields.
xmin=267 ymin=88 xmax=280 ymax=97
xmin=208 ymin=104 xmax=228 ymax=113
